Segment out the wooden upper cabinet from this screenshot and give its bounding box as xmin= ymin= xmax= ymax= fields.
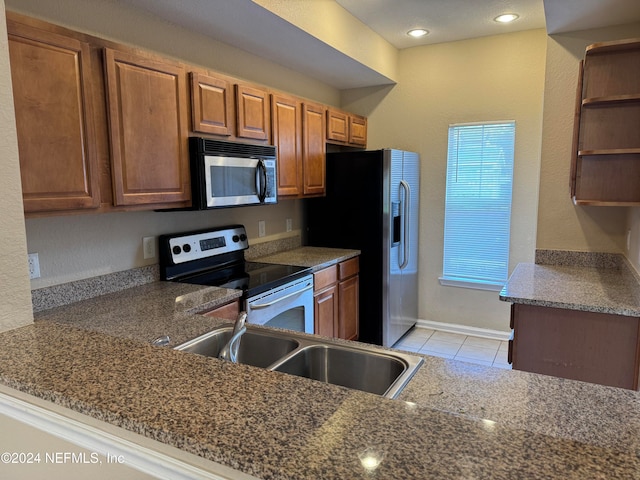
xmin=271 ymin=94 xmax=303 ymax=197
xmin=235 ymin=83 xmax=270 ymax=141
xmin=326 ymin=107 xmax=367 ymax=147
xmin=349 ymin=115 xmax=368 ymax=146
xmin=326 ymin=108 xmax=348 ymax=143
xmin=190 ymin=72 xmax=234 ymax=136
xmin=302 ymin=102 xmax=326 ymax=196
xmin=572 ymin=38 xmax=640 ymax=205
xmin=8 ymin=20 xmax=100 ymax=213
xmin=103 ymin=48 xmax=190 ymax=206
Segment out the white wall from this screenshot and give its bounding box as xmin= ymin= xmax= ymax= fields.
xmin=345 ymin=29 xmax=547 ymax=332
xmin=6 ymin=0 xmax=336 ymax=289
xmin=0 ymin=0 xmax=33 ymax=332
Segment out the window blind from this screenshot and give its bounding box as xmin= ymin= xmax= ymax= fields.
xmin=441 ymin=121 xmax=515 ymax=289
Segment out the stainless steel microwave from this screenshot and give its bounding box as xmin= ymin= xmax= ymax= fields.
xmin=189 ymin=137 xmax=277 ymax=209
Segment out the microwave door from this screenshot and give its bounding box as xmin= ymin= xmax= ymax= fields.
xmin=203 ymin=155 xmax=261 ymax=207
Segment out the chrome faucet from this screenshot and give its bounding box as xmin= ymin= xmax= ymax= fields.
xmin=218 ymin=312 xmax=247 ymax=363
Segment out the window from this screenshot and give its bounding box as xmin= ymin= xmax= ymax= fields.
xmin=440 ymin=121 xmax=515 ymax=291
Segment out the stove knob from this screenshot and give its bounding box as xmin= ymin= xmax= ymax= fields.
xmin=172 ymin=245 xmax=182 ymax=255
xmin=239 ymin=234 xmax=247 ymax=242
xmin=183 ymin=244 xmax=191 ymax=253
xmin=232 ymin=235 xmax=240 ymax=243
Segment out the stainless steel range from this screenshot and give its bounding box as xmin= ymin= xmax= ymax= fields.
xmin=159 ymin=225 xmax=314 ymax=333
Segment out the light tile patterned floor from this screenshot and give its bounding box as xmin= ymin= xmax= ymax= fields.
xmin=392 ymin=327 xmax=512 ymax=369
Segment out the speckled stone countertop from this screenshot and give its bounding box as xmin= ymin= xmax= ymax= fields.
xmin=1 ymin=281 xmax=639 ymax=478
xmin=33 ymin=282 xmax=241 ymax=347
xmin=500 ymin=261 xmax=640 ymax=316
xmin=255 ymin=246 xmax=360 ymax=272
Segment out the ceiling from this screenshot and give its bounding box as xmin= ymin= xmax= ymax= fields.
xmin=335 ymin=0 xmax=546 ymax=49
xmin=116 ymin=0 xmax=640 ymax=89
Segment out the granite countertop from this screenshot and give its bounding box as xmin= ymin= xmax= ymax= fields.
xmin=255 ymin=246 xmax=360 ymax=272
xmin=2 ymin=281 xmax=640 ymax=478
xmin=500 ymin=262 xmax=640 ymax=316
xmin=33 ymin=282 xmax=241 ymax=347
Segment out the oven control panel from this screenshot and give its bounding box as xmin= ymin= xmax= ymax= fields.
xmin=161 ymin=225 xmax=249 ymax=265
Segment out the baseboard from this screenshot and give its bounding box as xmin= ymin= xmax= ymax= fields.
xmin=416 ymin=319 xmax=511 ymax=341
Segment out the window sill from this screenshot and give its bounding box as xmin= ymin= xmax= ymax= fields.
xmin=438 ymin=276 xmax=505 ymax=292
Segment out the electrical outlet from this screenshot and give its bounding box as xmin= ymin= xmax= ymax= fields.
xmin=143 ymin=236 xmax=156 ymax=259
xmin=28 ymin=253 xmax=40 ymax=279
xmin=286 ymin=218 xmax=292 ymax=232
xmin=258 ymin=220 xmax=266 ymax=238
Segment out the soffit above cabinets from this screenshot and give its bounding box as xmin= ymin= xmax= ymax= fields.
xmin=115 ymin=0 xmax=640 ymax=89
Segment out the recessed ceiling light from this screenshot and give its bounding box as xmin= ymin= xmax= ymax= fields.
xmin=407 ymin=28 xmax=429 ymax=38
xmin=494 ymin=13 xmax=519 ymax=23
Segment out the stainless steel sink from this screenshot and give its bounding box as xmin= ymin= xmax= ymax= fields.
xmin=175 ymin=325 xmax=423 ymax=399
xmin=272 ymin=344 xmax=412 ymax=397
xmin=175 ymin=326 xmax=299 ymax=368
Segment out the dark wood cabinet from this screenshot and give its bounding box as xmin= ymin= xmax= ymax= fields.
xmin=571 ymin=38 xmax=640 ymax=205
xmin=510 ymin=303 xmax=640 ymax=390
xmin=8 ymin=19 xmax=101 ymax=213
xmin=104 ymin=48 xmax=191 ymax=207
xmin=313 ymin=257 xmax=359 ymax=340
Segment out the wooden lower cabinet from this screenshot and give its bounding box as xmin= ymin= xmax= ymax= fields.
xmin=202 ymin=299 xmax=240 ymax=321
xmin=313 ymin=257 xmax=359 ymax=341
xmin=510 ymin=303 xmax=640 ymax=390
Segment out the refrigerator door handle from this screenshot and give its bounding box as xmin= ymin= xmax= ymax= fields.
xmin=399 ymin=180 xmax=411 ymax=269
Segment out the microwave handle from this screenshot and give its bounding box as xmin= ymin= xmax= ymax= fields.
xmin=256 ymin=159 xmax=267 ymax=202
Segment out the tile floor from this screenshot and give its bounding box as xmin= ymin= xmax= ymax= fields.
xmin=392 ymin=327 xmax=512 ymax=369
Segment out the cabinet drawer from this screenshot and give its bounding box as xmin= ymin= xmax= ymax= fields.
xmin=338 ymin=257 xmax=359 ymax=280
xmin=314 ymin=265 xmax=338 ymax=292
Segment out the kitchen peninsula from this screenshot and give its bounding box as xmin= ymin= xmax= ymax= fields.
xmin=501 ymin=250 xmax=640 ymax=390
xmin=0 ymin=260 xmax=639 ymax=478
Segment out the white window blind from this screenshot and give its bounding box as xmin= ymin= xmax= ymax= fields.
xmin=441 ymin=121 xmax=515 ymax=290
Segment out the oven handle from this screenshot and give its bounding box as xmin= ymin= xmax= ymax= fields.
xmin=248 ymin=285 xmax=313 ymax=309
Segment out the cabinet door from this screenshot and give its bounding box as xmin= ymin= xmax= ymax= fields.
xmin=314 ymin=285 xmax=338 ymax=337
xmin=104 ymin=48 xmax=190 ymax=206
xmin=338 ymin=275 xmax=359 ymax=341
xmin=326 ymin=108 xmax=348 ymax=143
xmin=8 ymin=21 xmax=100 ymax=213
xmin=302 ymin=102 xmax=326 ymax=196
xmin=349 ymin=115 xmax=367 ymax=147
xmin=271 ymin=94 xmax=302 ymax=197
xmin=190 ymin=72 xmax=233 ymax=136
xmin=236 ymin=84 xmax=270 ymax=141
xmin=202 ymin=299 xmax=240 ymax=321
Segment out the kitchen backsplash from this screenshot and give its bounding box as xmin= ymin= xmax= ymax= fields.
xmin=31 ymin=235 xmax=302 ymax=313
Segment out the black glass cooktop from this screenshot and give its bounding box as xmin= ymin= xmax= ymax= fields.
xmin=176 ymin=261 xmax=311 ymax=297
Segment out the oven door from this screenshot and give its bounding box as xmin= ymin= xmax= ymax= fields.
xmin=203 ymin=155 xmax=277 ymax=207
xmin=246 ymin=275 xmax=314 ymax=334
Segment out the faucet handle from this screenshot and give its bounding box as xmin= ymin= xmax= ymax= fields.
xmin=151 ymin=335 xmax=170 ymax=347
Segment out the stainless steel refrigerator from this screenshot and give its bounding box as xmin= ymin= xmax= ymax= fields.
xmin=306 ymin=149 xmax=420 ymax=347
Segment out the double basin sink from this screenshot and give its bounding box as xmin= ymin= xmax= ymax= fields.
xmin=175 ymin=325 xmax=423 ymax=399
